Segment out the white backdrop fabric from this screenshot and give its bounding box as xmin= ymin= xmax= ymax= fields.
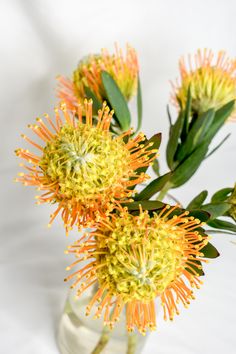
xmin=1 ymin=0 xmax=236 ymax=353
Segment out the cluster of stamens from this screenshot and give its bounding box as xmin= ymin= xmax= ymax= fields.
xmin=65 ymin=205 xmax=209 ymax=334
xmin=15 ymin=100 xmax=157 ymax=233
xmin=172 ymin=49 xmax=236 ymax=118
xmin=57 ymin=44 xmax=139 ymax=109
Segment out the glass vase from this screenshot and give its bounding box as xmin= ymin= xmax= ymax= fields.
xmin=57 ymin=285 xmax=149 ymax=354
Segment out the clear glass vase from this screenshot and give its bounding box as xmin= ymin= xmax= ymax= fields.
xmin=57 ymin=285 xmax=148 ymax=354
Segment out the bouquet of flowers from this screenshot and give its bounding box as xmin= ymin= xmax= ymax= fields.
xmin=15 ymin=44 xmax=236 ymax=354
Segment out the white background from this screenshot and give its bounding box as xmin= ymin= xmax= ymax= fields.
xmin=1 ymin=0 xmax=236 ymax=353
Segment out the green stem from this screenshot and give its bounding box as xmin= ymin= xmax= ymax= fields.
xmin=91 ymin=325 xmax=110 ymax=354
xmin=126 ymin=333 xmax=138 ymax=354
xmin=157 ymin=181 xmax=172 ymax=201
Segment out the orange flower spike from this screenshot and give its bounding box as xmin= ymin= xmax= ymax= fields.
xmin=57 ymin=44 xmax=139 ymax=109
xmin=15 ymin=101 xmax=157 ymax=233
xmin=65 ymin=206 xmax=210 ymax=334
xmin=172 ymin=49 xmax=236 ymax=120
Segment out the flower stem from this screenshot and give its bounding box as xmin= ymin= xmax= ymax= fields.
xmin=91 ymin=325 xmax=110 ymax=354
xmin=126 ymin=333 xmax=138 ymax=354
xmin=157 ymin=181 xmax=172 ymax=201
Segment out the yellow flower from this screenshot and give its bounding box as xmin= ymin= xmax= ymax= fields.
xmin=15 ymin=100 xmax=157 ymax=234
xmin=57 ymin=44 xmax=138 ymax=110
xmin=172 ymin=49 xmax=236 ymax=119
xmin=229 ymin=184 xmax=236 ymax=221
xmin=65 ymin=205 xmax=209 ymax=333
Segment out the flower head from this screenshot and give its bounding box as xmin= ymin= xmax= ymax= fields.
xmin=57 ymin=44 xmax=138 ymax=109
xmin=65 ymin=205 xmax=209 ymax=333
xmin=229 ymin=184 xmax=236 ymax=221
xmin=172 ymin=49 xmax=236 ymax=118
xmin=15 ymin=101 xmax=157 ymax=233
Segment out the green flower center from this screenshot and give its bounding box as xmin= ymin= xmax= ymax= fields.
xmin=96 ymin=213 xmax=186 ymax=302
xmin=40 ymin=123 xmax=130 ymax=201
xmin=178 ymin=66 xmax=236 ymax=113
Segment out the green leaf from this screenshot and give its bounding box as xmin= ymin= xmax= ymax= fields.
xmin=205 ymin=133 xmax=231 ymax=159
xmin=181 ymin=86 xmax=192 ymax=140
xmin=186 ymin=260 xmax=204 ymax=276
xmin=167 ymin=105 xmax=172 ymax=126
xmin=152 ymin=159 xmax=160 ymax=176
xmin=204 ymin=100 xmax=235 ymax=142
xmin=177 ymin=109 xmax=215 ymax=162
xmin=124 ymin=200 xmax=165 ymax=211
xmin=170 ymin=142 xmax=208 ymax=188
xmin=188 ymin=209 xmax=210 ymax=222
xmin=101 ymin=71 xmax=131 ymax=131
xmin=176 ymin=96 xmax=183 ymax=110
xmin=158 ymin=207 xmax=210 ymax=223
xmin=202 ymin=202 xmax=231 ymax=220
xmin=211 ymin=188 xmax=233 ymax=203
xmin=201 ymin=242 xmax=220 ymax=258
xmin=84 ymin=86 xmax=102 ymax=113
xmin=135 ymin=133 xmax=161 ymax=176
xmin=166 ymin=111 xmax=185 ymax=169
xmin=207 ymin=219 xmax=236 ymax=233
xmin=136 ymin=76 xmax=142 ymax=132
xmin=148 ymin=133 xmax=162 ymax=150
xmin=128 ymin=133 xmax=161 ymax=191
xmin=187 ymin=190 xmax=208 ymax=210
xmin=134 ymin=172 xmax=172 ymax=201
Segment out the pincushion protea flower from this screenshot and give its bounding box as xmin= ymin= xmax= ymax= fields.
xmin=65 ymin=205 xmax=209 ymax=334
xmin=15 ymin=100 xmax=157 ymax=234
xmin=171 ymin=49 xmax=236 ymax=119
xmin=57 ymin=44 xmax=138 ymax=110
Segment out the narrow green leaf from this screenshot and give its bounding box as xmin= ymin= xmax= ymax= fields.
xmin=159 ymin=207 xmax=210 ymax=223
xmin=176 ymin=96 xmax=183 ymax=110
xmin=187 ymin=190 xmax=208 ymax=210
xmin=205 ymin=133 xmax=231 ymax=159
xmin=124 ymin=200 xmax=164 ymax=211
xmin=202 ymin=202 xmax=231 ymax=220
xmin=177 ymin=109 xmax=215 ymax=162
xmin=167 ymin=105 xmax=172 ymax=126
xmin=101 ymin=71 xmax=131 ymax=131
xmin=84 ymin=86 xmax=102 ymax=113
xmin=211 ymin=188 xmax=233 ymax=203
xmin=134 ymin=172 xmax=172 ymax=201
xmin=186 ymin=260 xmax=204 ymax=276
xmin=188 ymin=209 xmax=210 ymax=222
xmin=136 ymin=76 xmax=142 ymax=132
xmin=170 ymin=142 xmax=208 ymax=188
xmin=181 ymin=86 xmax=192 ymax=139
xmin=148 ymin=133 xmax=162 ymax=150
xmin=152 ymin=159 xmax=160 ymax=176
xmin=166 ymin=111 xmax=185 ymax=169
xmin=204 ymin=100 xmax=235 ymax=142
xmin=207 ymin=219 xmax=236 ymax=233
xmin=128 ymin=133 xmax=161 ymax=191
xmin=201 ymin=242 xmax=220 ymax=258
xmin=135 ymin=133 xmax=161 ymax=175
